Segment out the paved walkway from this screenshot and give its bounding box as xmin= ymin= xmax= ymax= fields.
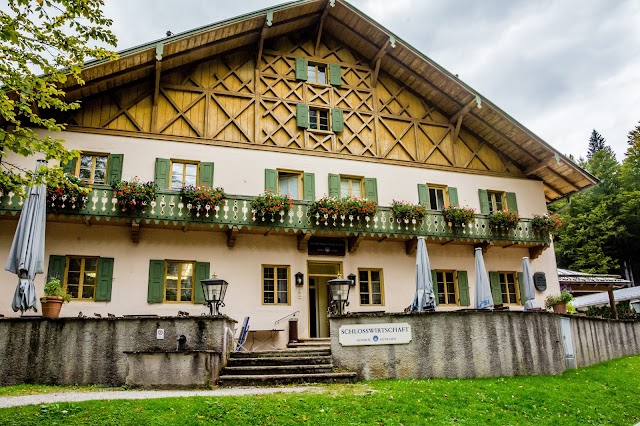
xmin=0 ymin=386 xmax=312 ymax=409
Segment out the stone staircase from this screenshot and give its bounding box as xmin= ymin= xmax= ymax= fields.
xmin=218 ymin=338 xmax=356 ymax=386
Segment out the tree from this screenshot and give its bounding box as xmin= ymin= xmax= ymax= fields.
xmin=0 ymin=0 xmax=117 ymax=192
xmin=587 ymin=129 xmax=614 ymax=159
xmin=621 ymin=121 xmax=640 ymax=191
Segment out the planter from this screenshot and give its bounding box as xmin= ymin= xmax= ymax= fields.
xmin=40 ymin=296 xmax=64 ymax=318
xmin=551 ymin=302 xmax=567 ymax=314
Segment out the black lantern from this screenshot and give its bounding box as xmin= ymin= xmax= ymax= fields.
xmin=347 ymin=273 xmax=356 ymax=287
xmin=327 ymin=275 xmax=351 ymax=315
xmin=200 ymin=276 xmax=228 ymax=315
xmin=295 ymin=272 xmax=304 ymax=286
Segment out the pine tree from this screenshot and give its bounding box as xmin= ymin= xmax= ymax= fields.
xmin=587 ymin=130 xmax=614 ymax=159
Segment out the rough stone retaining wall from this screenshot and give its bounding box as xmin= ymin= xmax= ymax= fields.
xmin=330 ymin=312 xmax=640 ymax=380
xmin=0 ymin=316 xmax=236 ymax=386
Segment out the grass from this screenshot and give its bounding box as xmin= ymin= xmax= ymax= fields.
xmin=1 ymin=356 xmax=639 ymax=425
xmin=0 ymin=384 xmax=121 ymax=397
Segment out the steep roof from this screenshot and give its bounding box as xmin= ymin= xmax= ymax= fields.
xmin=62 ymin=0 xmax=597 ymax=201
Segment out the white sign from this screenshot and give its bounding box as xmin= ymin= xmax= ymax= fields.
xmin=339 ymin=323 xmax=412 ymax=346
xmin=156 ymin=329 xmax=165 ymax=340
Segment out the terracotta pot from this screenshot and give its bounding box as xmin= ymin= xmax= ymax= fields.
xmin=40 ymin=296 xmax=64 ymax=318
xmin=552 ymin=302 xmax=568 ymax=314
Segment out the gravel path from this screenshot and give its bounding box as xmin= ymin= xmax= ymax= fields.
xmin=0 ymin=387 xmax=312 ymax=409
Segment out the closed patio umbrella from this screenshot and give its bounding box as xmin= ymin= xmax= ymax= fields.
xmin=522 ymin=257 xmax=538 ymax=310
xmin=5 ymin=160 xmax=47 ymax=313
xmin=474 ymin=247 xmax=493 ymax=309
xmin=413 ymin=236 xmax=435 ymax=312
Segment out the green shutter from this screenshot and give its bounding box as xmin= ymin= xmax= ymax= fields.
xmin=364 ymin=178 xmax=378 ymax=202
xmin=331 ymin=108 xmax=344 ymax=133
xmin=432 ymin=270 xmax=439 ymax=306
xmin=296 ymin=103 xmax=309 ymax=128
xmin=457 ymin=270 xmax=470 ymax=306
xmin=417 ymin=184 xmax=428 ymax=206
xmin=295 ymin=57 xmax=308 ymax=81
xmin=62 ymin=157 xmax=77 ymax=175
xmin=95 ymin=257 xmax=114 ymax=302
xmin=194 ymin=262 xmax=210 ymax=305
xmin=328 ymin=174 xmax=341 ymax=197
xmin=47 ymin=255 xmax=66 ymax=281
xmin=147 ymin=260 xmax=165 ymax=304
xmin=199 ymin=162 xmax=215 ymax=188
xmin=303 ymin=173 xmax=315 ymax=201
xmin=517 ymin=272 xmax=525 ymax=305
xmin=506 ymin=192 xmax=518 ymax=213
xmin=489 ymin=271 xmax=502 ymax=305
xmin=265 ymin=169 xmax=278 ymax=193
xmin=154 ymin=158 xmax=171 ymax=189
xmin=329 ymin=63 xmax=342 ymax=86
xmin=107 ymin=154 xmax=124 ymax=185
xmin=478 ymin=189 xmax=490 ymax=214
xmin=448 ymin=187 xmax=459 ymax=207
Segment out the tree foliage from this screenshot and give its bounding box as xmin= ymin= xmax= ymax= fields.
xmin=0 ymin=0 xmax=117 ymax=192
xmin=587 ymin=129 xmax=613 ymax=159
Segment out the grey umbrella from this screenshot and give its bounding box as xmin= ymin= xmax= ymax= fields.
xmin=522 ymin=257 xmax=538 ymax=310
xmin=413 ymin=236 xmax=435 ymax=312
xmin=5 ymin=160 xmax=47 ymax=313
xmin=474 ymin=247 xmax=494 ymax=309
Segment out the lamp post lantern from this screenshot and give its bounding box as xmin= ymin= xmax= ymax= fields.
xmin=200 ymin=276 xmax=229 ymax=315
xmin=327 ymin=275 xmax=351 ymax=316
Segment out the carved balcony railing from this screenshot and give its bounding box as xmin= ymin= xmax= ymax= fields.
xmin=0 ymin=186 xmax=550 ymax=245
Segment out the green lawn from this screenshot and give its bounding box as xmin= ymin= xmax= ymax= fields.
xmin=1 ymin=356 xmax=639 ymax=425
xmin=0 ymin=384 xmax=120 ymax=397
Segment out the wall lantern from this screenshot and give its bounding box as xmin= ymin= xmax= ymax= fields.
xmin=295 ymin=272 xmax=304 ymax=286
xmin=347 ymin=273 xmax=356 ymax=287
xmin=327 ymin=275 xmax=351 ymax=316
xmin=200 ymin=274 xmax=228 ymax=316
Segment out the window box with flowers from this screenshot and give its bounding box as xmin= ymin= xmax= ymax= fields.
xmin=441 ymin=206 xmax=476 ymax=230
xmin=310 ymin=196 xmax=377 ymax=225
xmin=488 ymin=210 xmax=520 ymax=232
xmin=391 ymin=200 xmax=427 ymax=224
xmin=531 ymin=214 xmax=562 ymax=236
xmin=111 ymin=177 xmax=158 ymax=214
xmin=180 ymin=185 xmax=226 ymax=218
xmin=251 ymin=192 xmax=293 ymax=222
xmin=46 ymin=173 xmax=89 ymax=212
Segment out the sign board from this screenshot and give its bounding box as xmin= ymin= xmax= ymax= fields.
xmin=533 ymin=272 xmax=547 ymax=291
xmin=339 ymin=323 xmax=412 ymax=346
xmin=308 ymin=237 xmax=346 ymax=256
xmin=156 ymin=329 xmax=165 ymax=340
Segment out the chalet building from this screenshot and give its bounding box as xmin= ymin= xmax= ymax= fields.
xmin=0 ymin=0 xmax=596 ymax=346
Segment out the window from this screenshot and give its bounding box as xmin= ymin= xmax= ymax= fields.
xmin=435 ymin=270 xmax=458 ymax=305
xmin=263 ymin=265 xmax=289 ymax=304
xmin=278 ymin=171 xmax=302 ymax=199
xmin=359 ymin=269 xmax=383 ymax=305
xmin=340 ymin=176 xmax=363 ymax=198
xmin=309 ymin=108 xmax=329 ymax=131
xmin=487 ymin=191 xmax=505 ymax=213
xmin=498 ymin=272 xmax=521 ymax=305
xmin=307 ymin=64 xmax=327 ymax=84
xmin=165 ymin=261 xmax=194 ymax=302
xmin=64 ymin=256 xmax=99 ymax=300
xmin=171 ymin=161 xmax=198 ymax=190
xmin=428 ymin=185 xmax=448 ymax=211
xmin=78 ymin=153 xmax=108 ymax=184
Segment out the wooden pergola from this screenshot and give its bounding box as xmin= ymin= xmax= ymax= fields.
xmin=558 ymin=269 xmax=632 ymax=319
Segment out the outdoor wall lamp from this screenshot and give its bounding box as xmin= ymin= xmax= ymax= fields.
xmin=200 ymin=274 xmax=228 ymax=316
xmin=347 ymin=273 xmax=356 ymax=287
xmin=327 ymin=275 xmax=351 ymax=316
xmin=295 ymin=272 xmax=304 ymax=286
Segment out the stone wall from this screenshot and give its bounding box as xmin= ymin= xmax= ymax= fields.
xmin=330 ymin=312 xmax=640 ymax=380
xmin=0 ymin=316 xmax=236 ymax=387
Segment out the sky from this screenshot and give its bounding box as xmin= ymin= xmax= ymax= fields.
xmin=102 ymin=0 xmax=640 ymax=160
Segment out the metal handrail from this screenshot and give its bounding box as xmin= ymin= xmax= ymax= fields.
xmin=274 ymin=310 xmax=300 ymax=324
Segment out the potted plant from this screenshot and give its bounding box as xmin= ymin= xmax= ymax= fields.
xmin=46 ymin=173 xmax=89 ymax=212
xmin=391 ymin=200 xmax=427 ymax=223
xmin=488 ymin=209 xmax=520 ymax=232
xmin=250 ymin=192 xmax=293 ymax=221
xmin=343 ymin=196 xmax=377 ymax=219
xmin=309 ymin=196 xmax=347 ymax=224
xmin=545 ymin=289 xmax=574 ymax=314
xmin=309 ymin=196 xmax=377 ymax=224
xmin=40 ymin=277 xmax=72 ymax=319
xmin=441 ymin=206 xmax=476 ymax=229
xmin=111 ymin=177 xmax=158 ymax=214
xmin=180 ymin=185 xmax=226 ymax=217
xmin=531 ymin=214 xmax=562 ymax=235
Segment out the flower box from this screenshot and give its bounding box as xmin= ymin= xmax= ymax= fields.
xmin=488 ymin=209 xmax=520 ymax=232
xmin=46 ymin=173 xmax=89 ymax=212
xmin=180 ymin=185 xmax=226 ymax=217
xmin=391 ymin=200 xmax=427 ymax=223
xmin=310 ymin=196 xmax=377 ymax=225
xmin=111 ymin=177 xmax=158 ymax=214
xmin=250 ymin=192 xmax=293 ymax=221
xmin=441 ymin=206 xmax=476 ymax=229
xmin=531 ymin=214 xmax=562 ymax=235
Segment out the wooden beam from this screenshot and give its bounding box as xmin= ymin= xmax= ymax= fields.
xmin=298 ymin=231 xmax=312 ymax=251
xmin=451 ymin=114 xmax=463 ymax=143
xmin=544 ymin=167 xmax=579 ymax=192
xmin=130 ymin=220 xmax=140 ymax=244
xmin=151 ymin=61 xmax=162 ymax=132
xmin=524 ymin=157 xmax=556 ymax=176
xmin=82 ymin=216 xmax=91 ymax=227
xmin=315 ymin=0 xmax=331 ymax=55
xmin=370 ymin=38 xmax=390 ymax=88
xmin=405 ymin=238 xmax=417 ymax=255
xmin=608 ymin=289 xmax=618 ymax=319
xmin=440 ymin=239 xmax=454 ymax=246
xmin=348 ymin=235 xmax=364 ymax=253
xmin=529 ymin=245 xmax=547 ymax=260
xmin=227 ymin=225 xmax=239 ymax=248
xmin=256 ymin=13 xmax=272 ymax=68
xmin=474 ymin=242 xmax=490 ymax=254
xmin=449 ymin=98 xmax=476 ymax=124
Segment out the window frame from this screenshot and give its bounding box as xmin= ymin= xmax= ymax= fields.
xmin=169 ymin=159 xmax=200 ymax=190
xmin=76 ymin=152 xmax=109 ymax=185
xmin=435 ymin=270 xmax=459 ymax=306
xmin=307 ymin=63 xmax=328 ymax=85
xmin=308 ymin=107 xmax=331 ymax=132
xmin=163 ymin=259 xmax=196 ymax=303
xmin=358 ymin=268 xmax=384 ymax=306
xmin=426 ymin=184 xmax=449 ymax=211
xmin=339 ymin=175 xmax=364 ymax=198
xmin=262 ymin=265 xmax=291 ymax=305
xmin=276 ymin=169 xmax=303 ymax=200
xmin=63 ymin=255 xmax=99 ymax=301
xmin=498 ymin=271 xmax=521 ymax=305
xmin=487 ymin=190 xmax=506 ymax=213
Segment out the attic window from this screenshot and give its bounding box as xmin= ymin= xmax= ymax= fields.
xmin=308 ymin=64 xmax=327 ymax=84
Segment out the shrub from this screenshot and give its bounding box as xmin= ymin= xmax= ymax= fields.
xmin=44 ymin=277 xmax=71 ymax=303
xmin=391 ymin=200 xmax=427 ymax=222
xmin=488 ymin=209 xmax=520 ymax=231
xmin=111 ymin=177 xmax=158 ymax=213
xmin=531 ymin=214 xmax=562 ymax=235
xmin=180 ymin=185 xmax=226 ymax=216
xmin=441 ymin=206 xmax=476 ymax=228
xmin=544 ymin=289 xmax=574 ymax=309
xmin=251 ymin=192 xmax=293 ymax=219
xmin=46 ymin=173 xmax=89 ymax=212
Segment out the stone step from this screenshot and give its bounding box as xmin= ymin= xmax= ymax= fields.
xmin=287 ymin=341 xmax=331 ymax=348
xmin=227 ymin=355 xmax=333 ymax=367
xmin=222 ymin=364 xmax=333 ymax=376
xmin=218 ymin=372 xmax=357 ymax=386
xmin=230 ymin=348 xmax=330 ymax=358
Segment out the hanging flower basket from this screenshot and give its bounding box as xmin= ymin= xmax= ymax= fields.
xmin=180 ymin=185 xmax=226 ymax=217
xmin=488 ymin=209 xmax=520 ymax=232
xmin=46 ymin=173 xmax=89 ymax=212
xmin=391 ymin=200 xmax=427 ymax=224
xmin=250 ymin=192 xmax=293 ymax=221
xmin=309 ymin=196 xmax=377 ymax=225
xmin=531 ymin=214 xmax=562 ymax=235
xmin=111 ymin=177 xmax=158 ymax=215
xmin=441 ymin=206 xmax=476 ymax=229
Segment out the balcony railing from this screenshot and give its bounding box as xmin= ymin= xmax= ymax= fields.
xmin=0 ymin=186 xmax=550 ymax=245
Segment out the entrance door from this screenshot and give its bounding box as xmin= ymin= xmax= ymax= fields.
xmin=307 ymin=261 xmax=342 ymax=338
